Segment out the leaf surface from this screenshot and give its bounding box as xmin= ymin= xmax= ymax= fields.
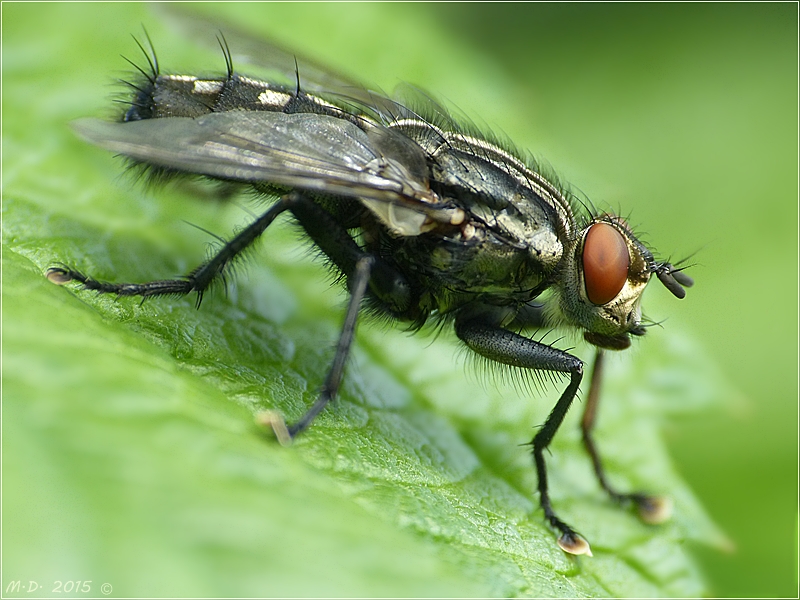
xmin=3 ymin=3 xmax=724 ymax=597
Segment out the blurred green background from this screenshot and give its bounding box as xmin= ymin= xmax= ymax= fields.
xmin=3 ymin=3 xmax=796 ymax=597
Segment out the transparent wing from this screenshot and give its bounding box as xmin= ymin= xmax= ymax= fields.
xmin=74 ymin=112 xmax=454 ymax=235
xmin=153 ymin=5 xmax=454 ymax=127
xmin=154 ymin=4 xmax=398 ymax=112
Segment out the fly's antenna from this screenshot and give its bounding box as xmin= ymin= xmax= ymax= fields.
xmin=654 ymin=261 xmax=694 ymax=299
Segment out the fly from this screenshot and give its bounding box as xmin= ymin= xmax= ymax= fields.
xmin=47 ymin=28 xmax=693 ymax=556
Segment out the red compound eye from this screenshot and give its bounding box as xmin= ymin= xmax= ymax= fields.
xmin=582 ymin=223 xmax=629 ymax=305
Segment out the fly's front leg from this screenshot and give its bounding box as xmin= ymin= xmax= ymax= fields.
xmin=454 ymin=317 xmax=591 ymax=556
xmin=47 ymin=194 xmax=295 ymax=306
xmin=582 ymin=349 xmax=672 ymax=525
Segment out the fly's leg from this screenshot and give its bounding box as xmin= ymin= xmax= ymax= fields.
xmin=50 ymin=189 xmax=409 ymax=443
xmin=287 ymin=194 xmax=411 ymax=315
xmin=281 ymin=255 xmax=373 ymax=439
xmin=47 ymin=193 xmax=296 ymax=305
xmin=454 ymin=318 xmax=591 ymax=556
xmin=582 ymin=349 xmax=672 ymax=525
xmin=261 ymin=194 xmax=411 ymax=440
xmin=507 ymin=302 xmax=548 ymax=330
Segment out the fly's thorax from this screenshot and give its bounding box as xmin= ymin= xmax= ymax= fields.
xmin=430 ymin=152 xmax=568 ymax=281
xmin=555 ymin=215 xmax=653 ymax=350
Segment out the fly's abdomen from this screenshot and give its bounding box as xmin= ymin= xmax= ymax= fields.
xmin=125 ymin=72 xmax=370 ymax=127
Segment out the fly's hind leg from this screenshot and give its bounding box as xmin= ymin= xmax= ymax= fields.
xmin=51 ymin=190 xmax=409 ymax=444
xmin=582 ymin=349 xmax=672 ymax=525
xmin=47 ymin=193 xmax=296 ymax=306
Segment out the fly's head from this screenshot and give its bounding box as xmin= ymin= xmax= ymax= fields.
xmin=555 ymin=214 xmax=692 ymax=351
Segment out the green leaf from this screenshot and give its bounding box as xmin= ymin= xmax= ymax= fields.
xmin=4 ymin=3 xmax=725 ymax=597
